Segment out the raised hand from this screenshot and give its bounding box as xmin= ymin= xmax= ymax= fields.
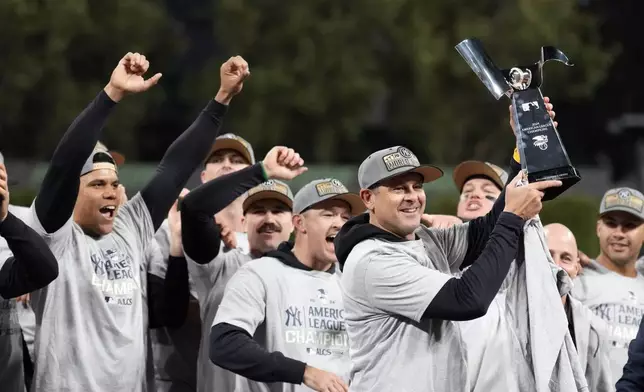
xmin=509 ymin=96 xmax=557 ymax=135
xmin=504 ymin=171 xmax=562 ymax=220
xmin=104 ymin=52 xmax=163 ymax=102
xmin=219 ymin=223 xmax=238 ymax=249
xmin=0 ymin=164 xmax=9 ymax=221
xmin=215 ymin=56 xmax=250 ymax=105
xmin=261 ymin=146 xmax=308 ymax=180
xmin=169 ymin=188 xmax=190 ymax=257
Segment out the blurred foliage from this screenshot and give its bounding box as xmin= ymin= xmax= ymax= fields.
xmin=0 ymin=0 xmax=615 ymax=166
xmin=0 ymin=0 xmax=186 ymax=159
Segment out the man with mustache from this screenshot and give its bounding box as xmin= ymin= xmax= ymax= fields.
xmin=180 ymin=145 xmax=306 ymax=392
xmin=544 ymin=223 xmax=613 ymax=391
xmin=210 ymin=177 xmax=364 ymax=392
xmin=25 ymin=52 xmax=249 ymax=392
xmin=572 ymin=187 xmax=644 ymax=381
xmin=0 ymin=158 xmax=59 ymax=392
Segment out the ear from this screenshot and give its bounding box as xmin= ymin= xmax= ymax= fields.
xmin=241 ymin=215 xmax=247 ymax=233
xmin=200 ymin=169 xmax=207 ymax=184
xmin=292 ymin=214 xmax=306 ymax=234
xmin=360 ymin=189 xmax=376 ymax=211
xmin=596 ymin=219 xmax=601 ymax=239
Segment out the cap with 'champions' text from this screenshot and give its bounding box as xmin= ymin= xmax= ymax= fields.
xmin=358 ymin=146 xmax=443 ymax=189
xmin=293 ymin=178 xmax=364 ymax=215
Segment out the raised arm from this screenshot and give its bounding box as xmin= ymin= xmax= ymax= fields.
xmin=459 ymin=97 xmax=558 ymax=268
xmin=423 ymin=176 xmax=561 ymax=320
xmin=181 ymin=146 xmax=307 ymax=263
xmin=148 ymin=193 xmax=190 ymax=329
xmin=140 ymin=56 xmax=250 ymax=231
xmin=34 ymin=53 xmax=161 ymax=233
xmin=0 ymin=166 xmax=59 ymax=298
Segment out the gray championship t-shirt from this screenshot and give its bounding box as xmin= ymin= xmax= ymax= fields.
xmin=214 ymin=257 xmax=350 ymax=392
xmin=187 ymin=232 xmax=252 ymax=392
xmin=28 ymin=193 xmax=154 ymax=392
xmin=340 ymin=224 xmax=469 ymax=392
xmin=571 ymin=259 xmax=644 ymax=381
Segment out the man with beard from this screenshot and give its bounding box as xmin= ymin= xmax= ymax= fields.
xmin=544 ymin=223 xmax=613 ymax=391
xmin=453 ymin=161 xmax=507 ymax=221
xmin=180 ymin=145 xmax=306 ymax=392
xmin=210 ymin=177 xmax=364 ymax=392
xmin=25 ymin=52 xmax=249 ymax=392
xmin=572 ymin=187 xmax=644 ymax=381
xmin=0 ymin=158 xmax=59 ymax=392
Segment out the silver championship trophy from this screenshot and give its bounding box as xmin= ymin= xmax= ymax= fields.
xmin=455 ymin=38 xmax=581 ymax=200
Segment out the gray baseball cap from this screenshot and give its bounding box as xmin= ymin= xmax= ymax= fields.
xmin=81 ymin=150 xmax=118 ymax=177
xmin=242 ymin=180 xmax=293 ymax=213
xmin=95 ymin=141 xmax=125 ymax=166
xmin=293 ymin=178 xmax=364 ymax=215
xmin=358 ymin=146 xmax=443 ymax=189
xmin=206 ymin=133 xmax=255 ymax=165
xmin=453 ymin=160 xmax=508 ymax=192
xmin=599 ymin=187 xmax=644 ymax=220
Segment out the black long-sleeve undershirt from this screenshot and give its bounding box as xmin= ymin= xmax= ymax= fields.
xmin=0 ymin=212 xmax=59 ymax=298
xmin=181 ymin=164 xmax=266 ymax=264
xmin=423 ymin=158 xmax=524 ymax=321
xmin=147 ymin=255 xmax=190 ymax=329
xmin=140 ymin=100 xmax=227 ymax=231
xmin=35 ymin=90 xmax=228 ymax=234
xmin=35 ymin=91 xmax=116 ymax=233
xmin=210 ymin=323 xmax=306 ymax=384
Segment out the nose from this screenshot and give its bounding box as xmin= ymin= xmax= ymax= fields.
xmin=263 ymin=211 xmax=277 ymax=224
xmin=104 ymin=188 xmax=117 ymax=200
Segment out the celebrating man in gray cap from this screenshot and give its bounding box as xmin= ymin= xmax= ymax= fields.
xmin=572 ymin=187 xmax=644 ymax=381
xmin=211 ymin=177 xmax=363 ymax=392
xmin=180 ymin=146 xmax=307 ymax=392
xmin=334 ymin=143 xmax=562 ymax=391
xmin=25 ymin=52 xmax=249 ymax=392
xmin=453 ymin=160 xmax=508 ymax=221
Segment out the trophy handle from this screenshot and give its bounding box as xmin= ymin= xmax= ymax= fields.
xmin=455 ymin=38 xmax=512 ymax=100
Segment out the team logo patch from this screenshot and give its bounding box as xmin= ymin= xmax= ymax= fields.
xmin=382 ymin=147 xmax=419 ymax=172
xmin=315 ymin=179 xmax=347 ymax=196
xmin=605 ymin=189 xmax=644 ymax=212
xmin=248 ymin=180 xmax=289 ymax=197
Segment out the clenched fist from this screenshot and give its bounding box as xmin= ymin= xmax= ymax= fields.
xmin=261 ymin=146 xmax=308 ymax=180
xmin=104 ymin=52 xmax=162 ymax=102
xmin=215 ymin=56 xmax=250 ymax=105
xmin=504 ymin=171 xmax=561 ymax=220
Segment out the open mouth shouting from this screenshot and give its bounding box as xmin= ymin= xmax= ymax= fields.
xmin=99 ymin=205 xmax=117 ymax=220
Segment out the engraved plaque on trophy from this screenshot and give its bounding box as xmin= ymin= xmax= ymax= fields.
xmin=455 ymin=38 xmax=581 ymax=201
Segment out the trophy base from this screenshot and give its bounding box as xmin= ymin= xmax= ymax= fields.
xmin=527 ymin=166 xmax=581 ymax=201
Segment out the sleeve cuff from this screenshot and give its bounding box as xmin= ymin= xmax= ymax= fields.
xmin=275 ymin=357 xmax=307 ymax=385
xmin=98 ymin=89 xmax=120 ymax=108
xmin=204 ymin=99 xmax=229 ymax=118
xmin=496 ymin=212 xmax=524 ymax=231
